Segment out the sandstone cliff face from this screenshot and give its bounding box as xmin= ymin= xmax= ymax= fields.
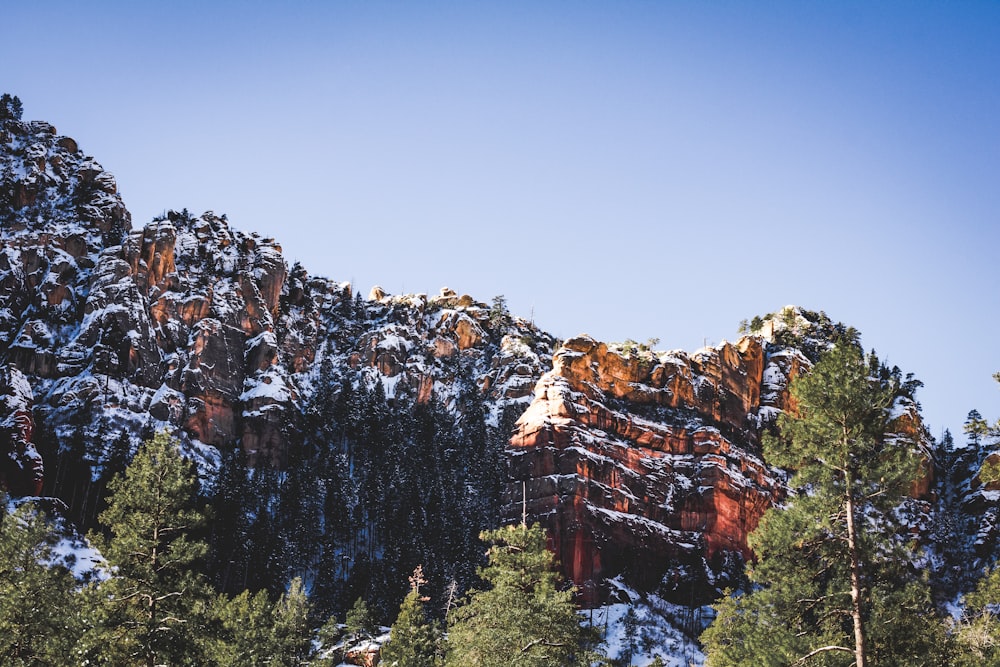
xmin=2 ymin=111 xmax=945 ymax=621
xmin=508 ymin=333 xmax=791 ymax=603
xmin=507 ymin=309 xmax=936 ymax=604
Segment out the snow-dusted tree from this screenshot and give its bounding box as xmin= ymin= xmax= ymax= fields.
xmin=77 ymin=431 xmax=211 ymax=666
xmin=445 ymin=523 xmax=599 ymax=667
xmin=269 ymin=577 xmax=314 ymax=666
xmin=0 ymin=93 xmax=22 ymax=121
xmin=0 ymin=499 xmax=81 ymax=663
xmin=204 ymin=588 xmax=274 ymax=666
xmin=345 ymin=596 xmax=378 ymax=643
xmin=701 ymin=341 xmax=947 ymax=667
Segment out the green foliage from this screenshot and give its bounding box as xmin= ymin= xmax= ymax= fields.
xmin=345 ymin=596 xmax=378 ymax=642
xmin=965 ymin=409 xmax=990 ymax=450
xmin=445 ymin=523 xmax=598 ymax=667
xmin=270 ymin=577 xmax=314 ymax=666
xmin=202 ymin=577 xmax=312 ymax=666
xmin=77 ymin=431 xmax=211 ymax=666
xmin=488 ymin=294 xmax=511 ymax=333
xmin=204 ymin=588 xmax=275 ymax=666
xmin=0 ymin=499 xmax=82 ymax=664
xmin=954 ymin=566 xmax=1000 ymax=665
xmin=382 ymin=568 xmax=443 ymax=667
xmin=702 ymin=342 xmax=946 ymax=666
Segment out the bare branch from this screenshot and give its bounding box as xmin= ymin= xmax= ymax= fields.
xmin=792 ymin=645 xmax=855 ymax=666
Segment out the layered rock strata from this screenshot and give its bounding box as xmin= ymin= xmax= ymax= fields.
xmin=508 ymin=334 xmax=793 ymax=603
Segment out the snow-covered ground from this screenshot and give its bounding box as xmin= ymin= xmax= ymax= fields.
xmin=584 ymin=578 xmax=707 ymax=666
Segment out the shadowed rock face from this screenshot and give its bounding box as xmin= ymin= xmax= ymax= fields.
xmin=507 ymin=334 xmax=791 ymax=604
xmin=0 ymin=365 xmax=43 ymax=495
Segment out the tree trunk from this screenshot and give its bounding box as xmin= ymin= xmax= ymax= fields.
xmin=845 ymin=490 xmax=867 ymax=667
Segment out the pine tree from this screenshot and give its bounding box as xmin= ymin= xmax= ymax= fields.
xmin=381 ymin=566 xmax=443 ymax=667
xmin=955 ymin=563 xmax=1000 ymax=665
xmin=0 ymin=499 xmax=82 ymax=664
xmin=0 ymin=93 xmax=22 ymax=121
xmin=345 ymin=596 xmax=377 ymax=643
xmin=965 ymin=409 xmax=990 ymax=465
xmin=445 ymin=523 xmax=598 ymax=667
xmin=270 ymin=577 xmax=314 ymax=666
xmin=621 ymin=605 xmax=640 ymax=666
xmin=701 ymin=341 xmax=947 ymax=667
xmin=203 ymin=588 xmax=275 ymax=666
xmin=77 ymin=431 xmax=211 ymax=666
xmin=203 ymin=577 xmax=313 ymax=666
xmin=207 ymin=447 xmax=255 ymax=594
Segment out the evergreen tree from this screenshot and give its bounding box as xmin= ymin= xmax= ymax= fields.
xmin=701 ymin=341 xmax=946 ymax=667
xmin=621 ymin=605 xmax=640 ymax=666
xmin=203 ymin=577 xmax=313 ymax=666
xmin=207 ymin=447 xmax=256 ymax=594
xmin=955 ymin=556 xmax=1000 ymax=665
xmin=381 ymin=566 xmax=443 ymax=667
xmin=345 ymin=596 xmax=378 ymax=643
xmin=965 ymin=409 xmax=990 ymax=465
xmin=0 ymin=93 xmax=22 ymax=121
xmin=0 ymin=499 xmax=82 ymax=664
xmin=203 ymin=588 xmax=275 ymax=666
xmin=445 ymin=523 xmax=598 ymax=667
xmin=77 ymin=431 xmax=211 ymax=666
xmin=270 ymin=577 xmax=314 ymax=666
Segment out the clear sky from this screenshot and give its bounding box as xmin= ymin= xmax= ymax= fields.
xmin=4 ymin=1 xmax=999 ymax=439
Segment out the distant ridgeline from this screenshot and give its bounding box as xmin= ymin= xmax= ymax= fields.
xmin=2 ymin=99 xmax=999 ymax=638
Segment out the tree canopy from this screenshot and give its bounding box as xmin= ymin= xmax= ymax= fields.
xmin=702 ymin=341 xmax=946 ymax=667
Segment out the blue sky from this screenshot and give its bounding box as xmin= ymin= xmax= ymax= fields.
xmin=4 ymin=1 xmax=999 ymax=438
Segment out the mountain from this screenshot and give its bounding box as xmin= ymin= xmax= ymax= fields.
xmin=2 ymin=102 xmax=998 ymax=663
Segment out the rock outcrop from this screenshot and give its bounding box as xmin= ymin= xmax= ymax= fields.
xmin=2 ymin=108 xmax=947 ymax=628
xmin=507 ymin=308 xmax=936 ymax=605
xmin=0 ymin=364 xmax=43 ymax=495
xmin=1 ymin=112 xmax=557 ymax=479
xmin=508 ymin=333 xmax=790 ymax=603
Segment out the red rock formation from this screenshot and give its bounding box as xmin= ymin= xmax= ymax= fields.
xmin=510 ymin=323 xmax=937 ymax=605
xmin=0 ymin=365 xmax=43 ymax=496
xmin=509 ymin=334 xmax=788 ymax=604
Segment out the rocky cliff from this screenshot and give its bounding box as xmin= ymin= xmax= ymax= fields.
xmin=1 ymin=106 xmax=956 ymax=626
xmin=0 ymin=364 xmax=42 ymax=495
xmin=0 ymin=111 xmax=555 ymax=502
xmin=507 ymin=309 xmax=936 ymax=605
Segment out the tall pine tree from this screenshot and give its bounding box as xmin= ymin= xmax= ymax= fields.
xmin=445 ymin=523 xmax=598 ymax=667
xmin=381 ymin=566 xmax=443 ymax=667
xmin=701 ymin=340 xmax=946 ymax=667
xmin=78 ymin=431 xmax=211 ymax=666
xmin=0 ymin=499 xmax=82 ymax=664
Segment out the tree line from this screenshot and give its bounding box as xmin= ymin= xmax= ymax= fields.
xmin=0 ymin=430 xmax=598 ymax=665
xmin=11 ymin=328 xmax=1000 ymax=665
